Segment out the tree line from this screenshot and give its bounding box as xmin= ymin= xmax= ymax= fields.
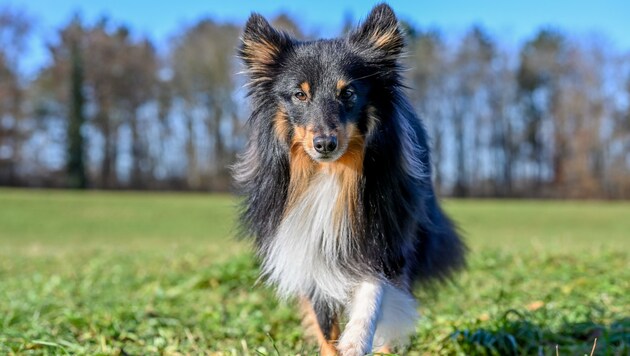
xmin=1 ymin=6 xmax=629 ymax=198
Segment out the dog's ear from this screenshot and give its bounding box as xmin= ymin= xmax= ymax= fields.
xmin=349 ymin=4 xmax=404 ymax=64
xmin=239 ymin=14 xmax=292 ymax=84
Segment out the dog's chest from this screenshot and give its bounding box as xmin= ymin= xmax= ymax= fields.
xmin=262 ymin=173 xmax=355 ymax=302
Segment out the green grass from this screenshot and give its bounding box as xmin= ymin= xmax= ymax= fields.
xmin=0 ymin=188 xmax=628 ymax=355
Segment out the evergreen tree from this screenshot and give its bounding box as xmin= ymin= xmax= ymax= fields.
xmin=66 ymin=37 xmax=87 ymax=188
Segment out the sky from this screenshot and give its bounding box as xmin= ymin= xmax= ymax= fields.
xmin=4 ymin=0 xmax=630 ymax=74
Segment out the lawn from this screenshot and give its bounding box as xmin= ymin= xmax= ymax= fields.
xmin=0 ymin=188 xmax=628 ymax=355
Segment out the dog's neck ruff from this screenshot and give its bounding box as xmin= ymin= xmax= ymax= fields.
xmin=261 ymin=171 xmax=357 ymax=303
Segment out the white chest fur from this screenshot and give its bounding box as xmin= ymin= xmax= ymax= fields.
xmin=261 ymin=173 xmax=355 ymax=303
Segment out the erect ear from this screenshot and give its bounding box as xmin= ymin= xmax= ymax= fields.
xmin=349 ymin=4 xmax=404 ymax=64
xmin=239 ymin=13 xmax=292 ymax=84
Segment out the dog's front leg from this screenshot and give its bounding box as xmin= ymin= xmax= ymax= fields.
xmin=337 ymin=280 xmax=384 ymax=356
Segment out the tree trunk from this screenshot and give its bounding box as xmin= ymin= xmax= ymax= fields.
xmin=129 ymin=109 xmax=144 ymax=189
xmin=99 ymin=112 xmax=117 ymax=189
xmin=185 ymin=111 xmax=200 ymax=189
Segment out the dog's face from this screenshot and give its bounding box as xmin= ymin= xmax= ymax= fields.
xmin=240 ymin=4 xmax=403 ymax=163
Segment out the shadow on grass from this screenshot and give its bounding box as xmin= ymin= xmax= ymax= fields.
xmin=448 ymin=310 xmax=629 ymax=355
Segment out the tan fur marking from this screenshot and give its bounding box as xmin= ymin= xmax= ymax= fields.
xmin=286 ymin=126 xmax=317 ymax=212
xmin=368 ymin=25 xmax=401 ymax=51
xmin=241 ymin=38 xmax=281 ymax=83
xmin=299 ymin=82 xmax=311 ymax=97
xmin=330 ymin=318 xmax=340 ymax=342
xmin=320 ymin=341 xmax=338 ymax=356
xmin=375 ymin=345 xmax=392 ymax=354
xmin=372 ymin=26 xmax=398 ymax=48
xmin=300 ymin=298 xmax=339 ymax=356
xmin=336 ymin=79 xmax=347 ymax=93
xmin=242 ymin=38 xmax=279 ymax=64
xmin=273 ymin=106 xmax=290 ymax=144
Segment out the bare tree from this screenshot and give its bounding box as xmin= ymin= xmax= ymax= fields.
xmin=517 ymin=29 xmax=567 ymax=192
xmin=170 ymin=19 xmax=240 ymax=190
xmin=450 ymin=26 xmax=494 ymax=196
xmin=406 ymin=28 xmax=448 ymax=192
xmin=487 ymin=51 xmax=518 ymax=195
xmin=106 ymin=30 xmax=158 ymax=189
xmin=0 ymin=6 xmax=31 ymax=185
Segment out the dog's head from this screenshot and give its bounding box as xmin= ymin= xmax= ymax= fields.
xmin=239 ymin=4 xmax=404 ymax=163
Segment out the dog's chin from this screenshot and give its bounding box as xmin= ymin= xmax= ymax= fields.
xmin=307 ymin=150 xmax=345 ymax=163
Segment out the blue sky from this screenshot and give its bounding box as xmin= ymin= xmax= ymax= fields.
xmin=5 ymin=0 xmax=630 ymax=74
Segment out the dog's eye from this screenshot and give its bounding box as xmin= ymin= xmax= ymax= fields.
xmin=340 ymin=88 xmax=355 ymax=100
xmin=294 ymin=91 xmax=307 ymax=101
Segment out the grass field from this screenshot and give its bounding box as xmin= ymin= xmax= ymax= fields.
xmin=0 ymin=188 xmax=628 ymax=355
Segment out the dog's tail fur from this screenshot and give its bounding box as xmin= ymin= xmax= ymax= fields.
xmin=413 ymin=194 xmax=467 ymax=284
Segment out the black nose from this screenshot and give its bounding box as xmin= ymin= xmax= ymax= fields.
xmin=313 ymin=135 xmax=338 ymax=154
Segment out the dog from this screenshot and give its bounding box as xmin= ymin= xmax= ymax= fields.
xmin=233 ymin=4 xmax=466 ymax=355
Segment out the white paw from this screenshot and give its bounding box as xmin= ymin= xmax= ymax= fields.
xmin=336 ymin=341 xmax=368 ymax=356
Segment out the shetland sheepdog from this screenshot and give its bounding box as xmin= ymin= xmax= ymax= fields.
xmin=233 ymin=4 xmax=466 ymax=355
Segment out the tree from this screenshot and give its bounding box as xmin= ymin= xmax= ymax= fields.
xmin=66 ymin=31 xmax=88 ymax=188
xmin=101 ymin=28 xmax=158 ymax=189
xmin=406 ymin=28 xmax=448 ymax=192
xmin=0 ymin=6 xmax=31 ymax=185
xmin=450 ymin=26 xmax=495 ymax=196
xmin=487 ymin=51 xmax=518 ymax=195
xmin=171 ymin=19 xmax=240 ymax=189
xmin=517 ymin=29 xmax=566 ymax=191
